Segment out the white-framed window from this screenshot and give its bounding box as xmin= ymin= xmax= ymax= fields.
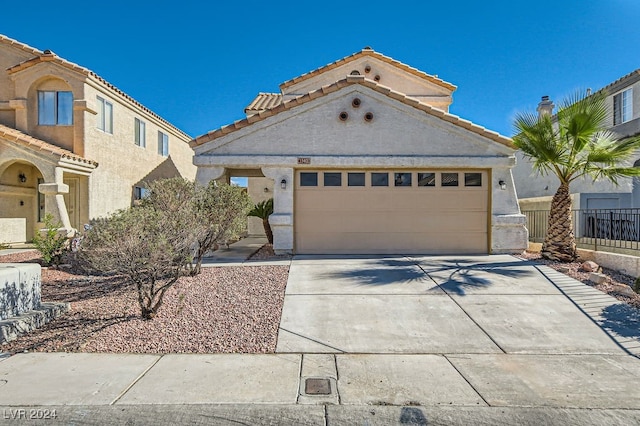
xmin=614 ymin=88 xmax=633 ymax=125
xmin=134 ymin=118 xmax=146 ymax=147
xmin=158 ymin=131 xmax=168 ymax=156
xmin=96 ymin=96 xmax=113 ymax=133
xmin=38 ymin=91 xmax=73 ymax=125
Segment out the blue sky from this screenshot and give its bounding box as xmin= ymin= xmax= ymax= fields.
xmin=3 ymin=0 xmax=639 ymax=140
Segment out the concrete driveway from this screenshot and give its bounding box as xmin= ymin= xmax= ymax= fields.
xmin=276 ymin=254 xmax=625 ymax=354
xmin=274 ymin=254 xmax=640 ymax=409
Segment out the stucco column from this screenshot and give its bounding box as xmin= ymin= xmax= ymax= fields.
xmin=38 ymin=167 xmax=72 ymax=235
xmin=261 ymin=167 xmax=294 ymax=254
xmin=491 ymin=167 xmax=528 ymax=253
xmin=195 ymin=166 xmax=226 ymax=186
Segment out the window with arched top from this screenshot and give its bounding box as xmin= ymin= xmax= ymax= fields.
xmin=38 ymin=90 xmax=73 ymax=125
xmin=30 ymin=78 xmax=74 ymax=127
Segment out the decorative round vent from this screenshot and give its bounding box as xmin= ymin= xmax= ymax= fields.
xmin=352 ymin=98 xmax=361 ymax=108
xmin=364 ymin=112 xmax=374 ymax=122
xmin=339 ymin=111 xmax=349 ymax=121
xmin=374 ymin=75 xmax=381 ymax=82
xmin=364 ymin=65 xmax=371 ymax=73
xmin=350 ymin=70 xmax=360 ymax=75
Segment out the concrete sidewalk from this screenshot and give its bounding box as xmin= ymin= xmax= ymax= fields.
xmin=1 ymin=254 xmax=640 ymax=425
xmin=1 ymin=352 xmax=639 ymax=424
xmin=198 ymin=235 xmax=290 ymax=266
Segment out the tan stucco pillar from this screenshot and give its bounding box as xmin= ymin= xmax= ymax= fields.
xmin=491 ymin=166 xmax=528 ymax=254
xmin=261 ymin=167 xmax=294 ymax=254
xmin=38 ymin=167 xmax=73 ymax=235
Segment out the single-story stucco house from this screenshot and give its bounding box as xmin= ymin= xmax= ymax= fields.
xmin=190 ymin=48 xmax=528 ymax=255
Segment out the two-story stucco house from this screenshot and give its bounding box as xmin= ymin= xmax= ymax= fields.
xmin=0 ymin=34 xmax=196 ymax=243
xmin=514 ymin=69 xmax=640 ymax=211
xmin=191 ymin=48 xmax=528 ymax=255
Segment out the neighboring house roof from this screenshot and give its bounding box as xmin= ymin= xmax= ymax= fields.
xmin=0 ymin=34 xmax=191 ymax=141
xmin=279 ymin=47 xmax=457 ymax=92
xmin=598 ymin=68 xmax=640 ymax=95
xmin=191 ymin=75 xmax=513 ymax=149
xmin=0 ymin=123 xmax=98 ymax=167
xmin=244 ymin=93 xmax=283 ymax=113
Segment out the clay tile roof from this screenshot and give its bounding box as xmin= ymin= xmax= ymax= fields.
xmin=279 ymin=47 xmax=457 ymax=92
xmin=190 ymin=76 xmax=513 ymax=149
xmin=244 ymin=93 xmax=283 ymax=113
xmin=0 ymin=34 xmax=191 ymax=141
xmin=0 ymin=124 xmax=98 ymax=167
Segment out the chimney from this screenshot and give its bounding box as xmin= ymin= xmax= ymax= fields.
xmin=537 ymin=95 xmax=554 ymax=118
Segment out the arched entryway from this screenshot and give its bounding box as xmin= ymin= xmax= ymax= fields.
xmin=0 ymin=160 xmax=44 ymax=242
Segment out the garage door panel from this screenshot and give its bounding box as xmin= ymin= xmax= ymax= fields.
xmin=296 ymin=211 xmax=487 ymax=233
xmin=297 ymin=191 xmax=486 ymax=211
xmin=295 ymin=170 xmax=489 ymax=254
xmin=297 ymin=232 xmax=487 ymax=254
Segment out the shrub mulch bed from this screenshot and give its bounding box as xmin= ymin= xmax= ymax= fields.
xmin=1 ymin=249 xmax=289 ymax=354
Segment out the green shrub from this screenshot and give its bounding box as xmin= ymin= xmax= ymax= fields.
xmin=33 ymin=213 xmax=68 ymax=266
xmin=248 ymin=198 xmax=274 ymax=244
xmin=634 ymin=277 xmax=640 ymax=294
xmin=79 ymin=204 xmax=198 ymax=319
xmin=142 ymin=178 xmax=252 ymax=275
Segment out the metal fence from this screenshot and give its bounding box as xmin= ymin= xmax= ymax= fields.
xmin=523 ymin=208 xmax=640 ymax=252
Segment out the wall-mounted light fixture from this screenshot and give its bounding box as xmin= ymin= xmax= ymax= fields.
xmin=280 ymin=179 xmax=287 ymax=190
xmin=18 ymin=173 xmax=26 ymax=183
xmin=498 ymin=180 xmax=507 ymax=190
xmin=263 ymin=187 xmax=269 ymax=193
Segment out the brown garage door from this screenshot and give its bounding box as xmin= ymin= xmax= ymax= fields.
xmin=295 ymin=170 xmax=489 ymax=254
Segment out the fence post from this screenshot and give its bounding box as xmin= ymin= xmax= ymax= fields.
xmin=594 ymin=210 xmax=598 ymax=252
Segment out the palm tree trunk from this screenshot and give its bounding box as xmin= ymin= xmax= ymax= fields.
xmin=542 ymin=182 xmax=577 ymax=262
xmin=263 ymin=218 xmax=273 ymax=244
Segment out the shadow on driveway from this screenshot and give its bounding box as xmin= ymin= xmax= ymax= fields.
xmin=599 ymin=303 xmax=640 ymax=340
xmin=414 ymin=258 xmax=537 ymax=296
xmin=316 ymin=257 xmax=536 ymax=295
xmin=318 ymin=258 xmax=427 ymax=287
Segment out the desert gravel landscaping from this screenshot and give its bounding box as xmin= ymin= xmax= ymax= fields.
xmin=2 ymin=248 xmax=639 ymax=355
xmin=1 ymin=249 xmax=289 ymax=354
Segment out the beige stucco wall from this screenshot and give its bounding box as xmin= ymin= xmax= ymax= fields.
xmin=247 ymin=177 xmax=273 ymax=235
xmin=202 ymin=87 xmax=512 ymax=159
xmin=83 ymin=82 xmax=196 ymax=218
xmin=0 ymin=44 xmax=33 ymax=128
xmin=0 ymin=40 xmax=197 ymax=241
xmin=195 ymin=84 xmax=526 ymax=254
xmin=282 ymin=57 xmax=453 ymax=111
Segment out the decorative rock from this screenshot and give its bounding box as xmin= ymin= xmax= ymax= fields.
xmin=581 ymin=261 xmax=599 ymax=272
xmin=611 ymin=284 xmax=636 ymax=297
xmin=556 ymin=266 xmax=570 ymax=274
xmin=588 ymin=272 xmax=607 ymax=285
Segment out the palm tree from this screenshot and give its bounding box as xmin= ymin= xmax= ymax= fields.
xmin=248 ymin=198 xmax=274 ymax=244
xmin=513 ymin=90 xmax=640 ymax=262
